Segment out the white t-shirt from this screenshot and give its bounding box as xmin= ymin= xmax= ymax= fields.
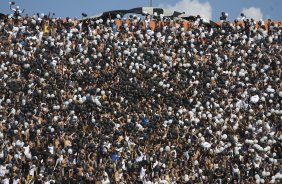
xmin=101 ymin=178 xmax=110 ymax=184
xmin=48 ymin=146 xmax=54 ymax=154
xmin=139 ymin=167 xmax=146 ymax=180
xmin=145 ymin=19 xmax=150 ymax=30
xmin=2 ymin=178 xmax=10 ymax=184
xmin=13 ymin=178 xmax=20 ymax=184
xmin=29 ymin=165 xmax=36 ymax=176
xmin=143 ymin=180 xmax=152 ymax=184
xmin=0 ymin=151 xmax=4 ymax=158
xmin=0 ymin=165 xmax=8 ymax=177
xmin=44 ymin=180 xmax=56 ymax=184
xmin=23 ymin=145 xmax=30 ymax=156
xmin=159 ymin=179 xmax=169 ymax=184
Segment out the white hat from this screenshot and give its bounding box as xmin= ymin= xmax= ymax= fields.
xmin=53 ymin=116 xmax=59 ymax=122
xmin=202 ymin=142 xmax=211 ymax=148
xmin=222 ymin=134 xmax=227 ymax=140
xmin=68 ymin=149 xmax=73 ymax=154
xmin=165 ymin=146 xmax=171 ymax=152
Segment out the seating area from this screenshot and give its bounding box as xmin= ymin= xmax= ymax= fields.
xmin=0 ymin=5 xmax=282 ymax=184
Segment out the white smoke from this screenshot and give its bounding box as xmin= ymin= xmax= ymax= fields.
xmin=159 ymin=0 xmax=212 ymax=20
xmin=241 ymin=7 xmax=263 ymax=20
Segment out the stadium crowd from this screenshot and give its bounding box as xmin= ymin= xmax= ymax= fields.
xmin=0 ymin=5 xmax=282 ymax=184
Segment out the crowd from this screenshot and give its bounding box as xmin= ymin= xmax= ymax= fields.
xmin=0 ymin=5 xmax=282 ymax=184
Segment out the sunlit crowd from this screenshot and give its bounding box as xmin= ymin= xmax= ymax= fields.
xmin=0 ymin=5 xmax=282 ymax=184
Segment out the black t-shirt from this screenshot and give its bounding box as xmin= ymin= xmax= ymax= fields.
xmin=213 ymin=168 xmax=226 ymax=179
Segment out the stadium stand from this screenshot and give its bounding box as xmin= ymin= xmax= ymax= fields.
xmin=0 ymin=3 xmax=282 ymax=184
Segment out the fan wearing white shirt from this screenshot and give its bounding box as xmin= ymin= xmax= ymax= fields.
xmin=101 ymin=172 xmax=110 ymax=184
xmin=143 ymin=177 xmax=152 ymax=184
xmin=159 ymin=175 xmax=169 ymax=184
xmin=2 ymin=177 xmax=10 ymax=184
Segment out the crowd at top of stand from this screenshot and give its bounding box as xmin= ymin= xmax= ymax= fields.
xmin=0 ymin=2 xmax=282 ymax=184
